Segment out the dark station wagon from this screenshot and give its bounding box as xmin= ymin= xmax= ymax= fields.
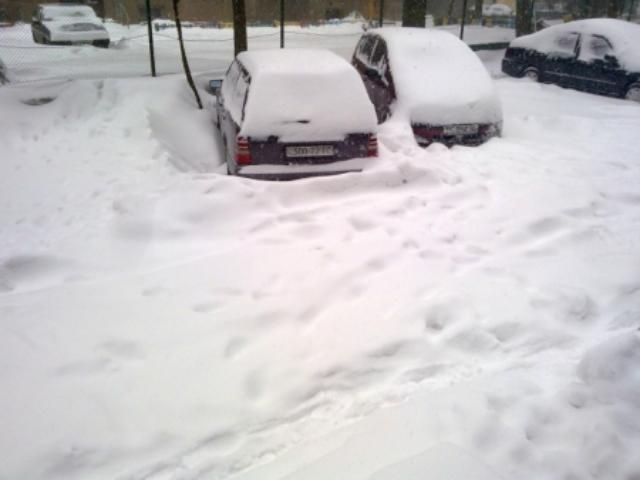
xmin=210 ymin=49 xmax=379 ymax=180
xmin=502 ymin=19 xmax=640 ymax=102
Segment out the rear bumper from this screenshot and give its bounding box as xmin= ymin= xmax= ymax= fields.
xmin=236 ymin=157 xmax=368 ymax=181
xmin=414 ymin=122 xmax=501 ymax=148
xmin=49 ymin=31 xmax=109 ymax=43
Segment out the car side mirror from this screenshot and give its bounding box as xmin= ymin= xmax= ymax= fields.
xmin=207 ymin=79 xmax=222 ymax=96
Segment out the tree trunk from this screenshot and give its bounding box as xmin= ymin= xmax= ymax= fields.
xmin=516 ymin=0 xmax=534 ymax=37
xmin=232 ymin=0 xmax=247 ymax=56
xmin=607 ymin=0 xmax=620 ymax=16
xmin=402 ymin=0 xmax=426 ymax=27
xmin=173 ymin=0 xmax=203 ymax=109
xmin=446 ymin=0 xmax=456 ymax=21
xmin=474 ymin=0 xmax=483 ymax=23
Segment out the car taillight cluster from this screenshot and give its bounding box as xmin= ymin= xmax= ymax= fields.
xmin=235 ymin=136 xmax=251 ymax=164
xmin=367 ymin=134 xmax=378 ymax=157
xmin=413 ymin=126 xmax=444 ymax=138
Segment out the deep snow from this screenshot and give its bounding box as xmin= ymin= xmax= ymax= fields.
xmin=1 ymin=22 xmax=640 ymax=480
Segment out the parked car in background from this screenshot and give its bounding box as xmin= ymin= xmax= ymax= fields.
xmin=211 ymin=49 xmax=378 ymax=180
xmin=352 ymin=28 xmax=502 ymax=147
xmin=31 ymin=4 xmax=109 ymax=48
xmin=483 ymin=3 xmax=513 ymax=16
xmin=502 ymin=19 xmax=640 ymax=102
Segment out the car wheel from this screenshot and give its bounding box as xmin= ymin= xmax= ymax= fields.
xmin=625 ymin=84 xmax=640 ymax=103
xmin=93 ymin=40 xmax=110 ymax=48
xmin=523 ymin=67 xmax=540 ymax=82
xmin=32 ymin=32 xmax=39 ymax=43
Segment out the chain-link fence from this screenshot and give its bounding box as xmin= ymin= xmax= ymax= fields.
xmin=1 ymin=0 xmax=638 ymax=85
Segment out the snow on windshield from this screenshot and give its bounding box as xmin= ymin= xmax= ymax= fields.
xmin=236 ymin=49 xmax=377 ymax=142
xmin=378 ymin=28 xmax=502 ymax=126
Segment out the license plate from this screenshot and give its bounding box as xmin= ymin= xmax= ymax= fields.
xmin=443 ymin=124 xmax=478 ymax=136
xmin=286 ymin=145 xmax=334 ymax=158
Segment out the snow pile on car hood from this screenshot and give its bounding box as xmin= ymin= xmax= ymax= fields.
xmin=511 ymin=19 xmax=640 ymax=72
xmin=238 ymin=49 xmax=377 ymax=142
xmin=378 ymin=28 xmax=502 ymax=126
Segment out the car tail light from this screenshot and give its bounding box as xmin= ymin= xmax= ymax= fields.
xmin=413 ymin=126 xmax=444 ymax=138
xmin=367 ymin=134 xmax=378 ymax=157
xmin=235 ymin=136 xmax=251 ymax=165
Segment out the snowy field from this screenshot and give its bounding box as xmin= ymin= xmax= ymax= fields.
xmin=1 ymin=23 xmax=640 ymax=480
xmin=0 ymin=22 xmax=513 ymax=81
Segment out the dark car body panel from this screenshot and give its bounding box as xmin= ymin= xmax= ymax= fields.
xmin=502 ymin=31 xmax=640 ymax=99
xmin=31 ymin=20 xmax=50 ymax=43
xmin=351 ymin=35 xmax=396 ymax=123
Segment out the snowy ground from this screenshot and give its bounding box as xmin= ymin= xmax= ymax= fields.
xmin=0 ymin=22 xmax=513 ymax=81
xmin=1 ymin=23 xmax=640 ymax=480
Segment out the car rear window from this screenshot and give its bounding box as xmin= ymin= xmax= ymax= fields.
xmin=41 ymin=5 xmax=97 ymax=20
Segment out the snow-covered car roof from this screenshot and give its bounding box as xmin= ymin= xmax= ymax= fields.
xmin=511 ymin=19 xmax=640 ymax=72
xmin=372 ymin=28 xmax=502 ymax=126
xmin=234 ymin=49 xmax=377 ymax=142
xmin=40 ymin=4 xmax=98 ymax=20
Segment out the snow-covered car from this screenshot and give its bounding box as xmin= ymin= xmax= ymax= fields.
xmin=352 ymin=28 xmax=503 ymax=147
xmin=153 ymin=18 xmax=176 ymax=31
xmin=213 ymin=49 xmax=378 ymax=180
xmin=502 ymin=19 xmax=640 ymax=102
xmin=31 ymin=4 xmax=109 ymax=48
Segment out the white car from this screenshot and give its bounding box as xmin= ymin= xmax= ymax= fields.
xmin=31 ymin=4 xmax=109 ymax=48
